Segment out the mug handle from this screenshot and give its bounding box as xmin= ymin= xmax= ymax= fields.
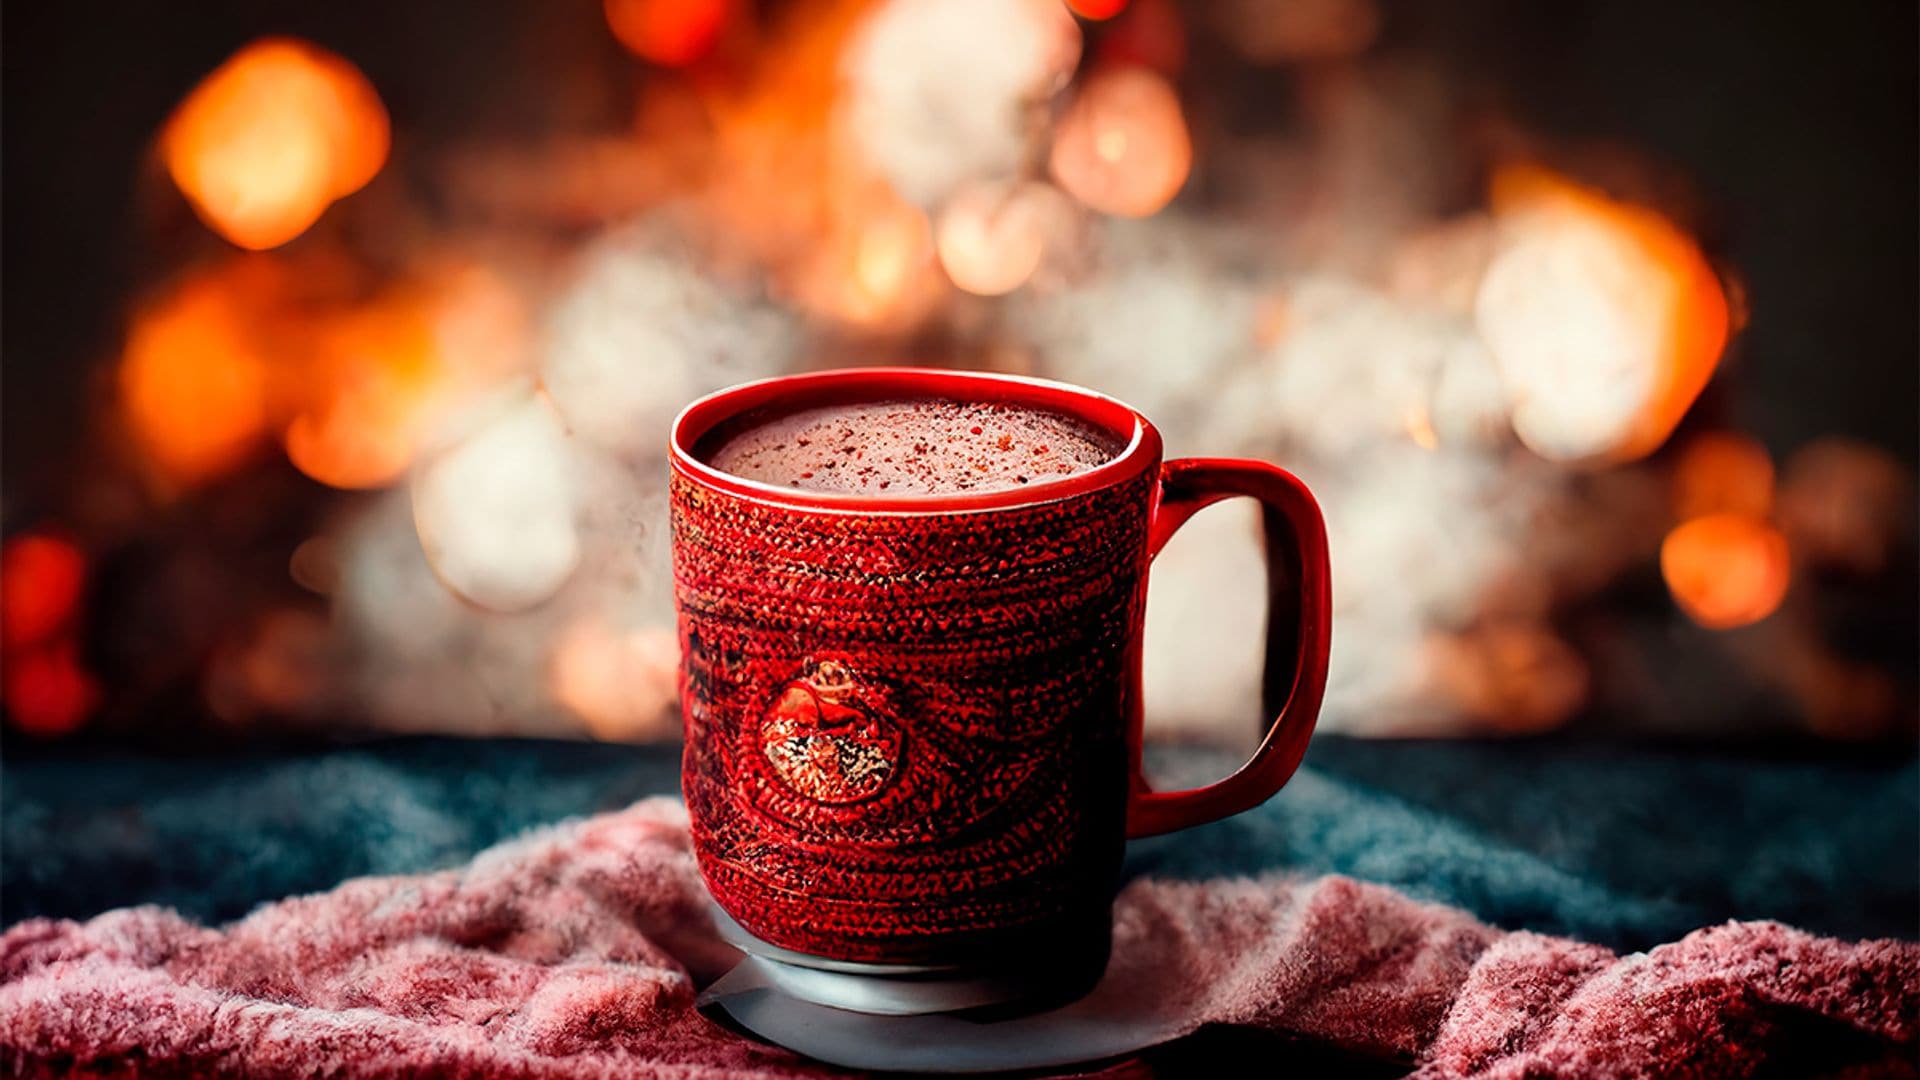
xmin=1125 ymin=458 xmax=1333 ymax=838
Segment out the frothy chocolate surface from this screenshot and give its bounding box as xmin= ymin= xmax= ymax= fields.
xmin=703 ymin=399 xmax=1121 ymax=495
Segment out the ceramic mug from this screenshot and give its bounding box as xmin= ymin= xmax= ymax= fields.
xmin=669 ymin=367 xmax=1330 ymax=1011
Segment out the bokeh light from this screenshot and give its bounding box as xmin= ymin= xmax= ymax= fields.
xmin=1403 ymin=405 xmax=1440 ymax=451
xmin=605 ymin=0 xmax=733 ymax=67
xmin=798 ymin=190 xmax=940 ymax=328
xmin=163 ymin=38 xmax=389 ymax=250
xmin=934 ymin=180 xmax=1061 ymax=296
xmin=550 ymin=620 xmax=681 ymax=742
xmin=841 ymin=0 xmax=1082 ymax=208
xmin=1 ymin=534 xmax=87 ymax=649
xmin=855 ymin=203 xmax=931 ymax=302
xmin=284 ymin=260 xmax=527 ymax=491
xmin=1476 ymin=164 xmax=1730 ymax=466
xmin=19 ymin=1 xmax=1899 ymax=749
xmin=1050 ymin=65 xmax=1192 ymax=218
xmin=283 ymin=295 xmax=440 ymax=490
xmin=120 ymin=271 xmax=271 ymax=486
xmin=412 ymin=391 xmax=580 ymax=613
xmin=5 ymin=641 xmax=100 ymax=737
xmin=1067 ymin=0 xmax=1128 ymax=20
xmin=1661 ymin=513 xmax=1791 ymax=630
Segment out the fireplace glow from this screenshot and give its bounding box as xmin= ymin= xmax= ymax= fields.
xmin=2 ymin=532 xmax=98 ymax=736
xmin=283 ymin=295 xmax=442 ymax=491
xmin=1403 ymin=405 xmax=1440 ymax=451
xmin=162 ymin=38 xmax=389 ymax=251
xmin=934 ymin=181 xmax=1059 ymax=296
xmin=854 ymin=202 xmax=934 ymax=308
xmin=276 ymin=264 xmax=523 ymax=491
xmin=1477 ymin=165 xmax=1729 ymax=466
xmin=802 ymin=191 xmax=941 ymax=328
xmin=2 ymin=535 xmax=87 ymax=650
xmin=549 ymin=620 xmax=680 ymax=741
xmin=1661 ymin=513 xmax=1791 ymax=630
xmin=11 ymin=1 xmax=1907 ymax=746
xmin=412 ymin=391 xmax=580 ymax=613
xmin=1067 ymin=0 xmax=1128 ymax=20
xmin=605 ymin=0 xmax=733 ymax=67
xmin=1049 ymin=66 xmax=1191 ymax=219
xmin=842 ymin=0 xmax=1081 ymax=209
xmin=4 ymin=642 xmax=100 ymax=737
xmin=119 ymin=271 xmax=271 ymax=486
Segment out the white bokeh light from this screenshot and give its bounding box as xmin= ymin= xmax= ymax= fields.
xmin=412 ymin=388 xmax=582 ymax=614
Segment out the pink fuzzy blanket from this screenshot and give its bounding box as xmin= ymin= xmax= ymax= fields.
xmin=3 ymin=798 xmax=1914 ymax=1077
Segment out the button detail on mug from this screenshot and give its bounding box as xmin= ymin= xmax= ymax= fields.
xmin=760 ymin=659 xmax=903 ymax=804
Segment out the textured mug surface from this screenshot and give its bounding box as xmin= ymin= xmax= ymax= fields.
xmin=670 ymin=368 xmax=1330 ymax=969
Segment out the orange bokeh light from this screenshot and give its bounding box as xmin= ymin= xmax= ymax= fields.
xmin=1478 ymin=164 xmax=1730 ymax=465
xmin=120 ymin=272 xmax=272 ymax=486
xmin=1 ymin=535 xmax=87 ymax=649
xmin=1050 ymin=65 xmax=1192 ymax=219
xmin=163 ymin=38 xmax=389 ymax=250
xmin=283 ymin=295 xmax=441 ymax=490
xmin=550 ymin=621 xmax=681 ymax=742
xmin=1403 ymin=405 xmax=1440 ymax=451
xmin=935 ymin=181 xmax=1060 ymax=297
xmin=122 ymin=256 xmax=516 ymax=493
xmin=854 ymin=204 xmax=930 ymax=302
xmin=284 ymin=263 xmax=525 ymax=491
xmin=605 ymin=0 xmax=733 ymax=67
xmin=1672 ymin=431 xmax=1773 ymax=521
xmin=5 ymin=641 xmax=100 ymax=737
xmin=1660 ymin=513 xmax=1790 ymax=630
xmin=793 ymin=185 xmax=940 ymax=328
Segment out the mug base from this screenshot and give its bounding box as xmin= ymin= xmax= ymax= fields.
xmin=709 ymin=904 xmax=1109 ymax=1017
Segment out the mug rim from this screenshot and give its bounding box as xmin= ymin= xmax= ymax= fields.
xmin=669 ymin=367 xmax=1161 ymax=515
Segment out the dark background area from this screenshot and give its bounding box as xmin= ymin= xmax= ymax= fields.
xmin=4 ymin=1 xmax=1916 ymax=503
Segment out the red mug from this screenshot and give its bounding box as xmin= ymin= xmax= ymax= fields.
xmin=670 ymin=368 xmax=1330 ymax=1011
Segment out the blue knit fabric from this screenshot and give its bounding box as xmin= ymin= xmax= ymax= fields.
xmin=4 ymin=737 xmax=1914 ymax=950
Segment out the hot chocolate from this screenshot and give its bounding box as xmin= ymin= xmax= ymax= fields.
xmin=701 ymin=397 xmax=1120 ymax=496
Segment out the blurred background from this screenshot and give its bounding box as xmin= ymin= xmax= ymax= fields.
xmin=2 ymin=0 xmax=1914 ymax=753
